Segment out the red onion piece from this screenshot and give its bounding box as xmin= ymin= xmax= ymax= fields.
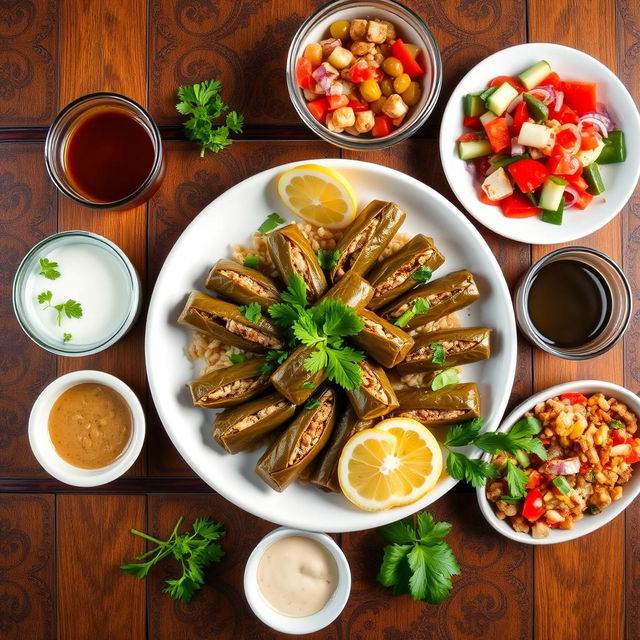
xmin=506 ymin=93 xmax=524 ymax=114
xmin=563 ymin=186 xmax=579 ymax=208
xmin=529 ymin=86 xmax=555 ymax=105
xmin=312 ymin=66 xmax=334 ymax=95
xmin=544 ymin=457 xmax=581 ymax=476
xmin=554 ymin=90 xmax=564 ymax=112
xmin=320 ymin=38 xmax=341 ymax=57
xmin=511 ymin=137 xmax=524 ymax=155
xmin=504 ymin=112 xmax=514 ymax=128
xmin=579 ymin=117 xmax=609 ymax=138
xmin=579 ymin=111 xmax=613 ymax=131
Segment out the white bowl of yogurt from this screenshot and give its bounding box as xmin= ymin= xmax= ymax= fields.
xmin=12 ymin=230 xmax=140 ymax=355
xmin=244 ymin=527 xmax=351 ymax=634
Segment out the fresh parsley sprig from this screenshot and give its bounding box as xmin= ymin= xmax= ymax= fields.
xmin=176 ymin=80 xmax=244 ymax=157
xmin=317 ymin=249 xmax=340 ymax=270
xmin=239 ymin=302 xmax=262 ymax=324
xmin=243 ymin=255 xmax=260 ymax=269
xmin=411 ymin=266 xmax=432 ymax=283
xmin=38 ymin=291 xmax=83 ymax=327
xmin=394 ymin=297 xmax=430 ymax=328
xmin=39 ymin=257 xmax=60 ymax=280
xmin=377 ymin=512 xmax=460 ymax=604
xmin=121 ymin=516 xmax=225 ymax=603
xmin=257 ymin=212 xmax=285 ymax=235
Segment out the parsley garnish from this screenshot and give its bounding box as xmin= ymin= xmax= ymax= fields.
xmin=394 ymin=297 xmax=430 ymax=328
xmin=229 ymin=353 xmax=247 ymax=364
xmin=38 ymin=291 xmax=83 ymax=327
xmin=63 ymin=333 xmax=72 ymax=344
xmin=257 ymin=212 xmax=285 ymax=235
xmin=239 ymin=302 xmax=262 ymax=324
xmin=39 ymin=257 xmax=60 ymax=280
xmin=243 ymin=255 xmax=260 ymax=269
xmin=317 ymin=249 xmax=341 ymax=270
xmin=430 ymin=342 xmax=446 ymax=365
xmin=377 ymin=512 xmax=460 ymax=604
xmin=504 ymin=460 xmax=529 ymax=499
xmin=259 ymin=349 xmax=290 ymax=374
xmin=121 ymin=516 xmax=225 ymax=603
xmin=304 ymin=398 xmax=321 ymax=410
xmin=609 ymin=419 xmax=624 ymax=430
xmin=301 ymin=381 xmax=316 ymax=390
xmin=430 ymin=368 xmax=459 ymax=391
xmin=176 ymin=80 xmax=244 ymax=157
xmin=411 ymin=266 xmax=432 ymax=283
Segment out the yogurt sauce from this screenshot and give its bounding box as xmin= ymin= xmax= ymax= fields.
xmin=257 ymin=535 xmax=339 ymax=617
xmin=25 ymin=240 xmax=132 ymax=346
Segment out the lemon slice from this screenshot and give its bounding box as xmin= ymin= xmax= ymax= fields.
xmin=277 ymin=164 xmax=357 ymax=229
xmin=337 ymin=417 xmax=443 ymax=512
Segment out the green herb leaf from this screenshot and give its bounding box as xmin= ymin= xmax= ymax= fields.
xmin=445 ymin=450 xmax=498 ymax=487
xmin=301 ymin=381 xmax=316 ymax=390
xmin=37 ymin=290 xmax=53 ymax=305
xmin=377 ymin=544 xmax=412 ymax=588
xmin=444 ymin=418 xmax=485 ymax=447
xmin=586 ymin=504 xmax=601 ymax=514
xmin=499 ymin=495 xmax=522 ymax=504
xmin=317 ymin=249 xmax=341 ymax=270
xmin=281 ymin=273 xmax=308 ymax=308
xmin=259 ymin=349 xmax=290 ymax=374
xmin=304 ymin=398 xmax=321 ymax=411
xmin=304 ymin=347 xmax=328 ymax=373
xmin=239 ymin=302 xmax=262 ymax=324
xmin=39 ymin=258 xmax=61 ymax=280
xmin=325 ymin=346 xmax=364 ymax=390
xmin=509 ymin=416 xmax=543 ymax=437
xmin=431 ymin=368 xmax=459 ymax=391
xmin=63 ymin=299 xmax=83 ymax=320
xmin=378 ymin=519 xmax=416 ymax=545
xmin=311 ymin=298 xmax=364 ymax=338
xmin=62 ymin=333 xmax=72 ymax=344
xmin=243 ymin=255 xmax=260 ymax=269
xmin=609 ymin=420 xmax=625 ymax=430
xmin=257 ymin=212 xmax=285 ymax=235
xmin=268 ymin=303 xmax=300 ymax=329
xmin=505 ymin=460 xmax=529 ymax=499
xmin=473 ymin=431 xmax=548 ymax=461
xmin=229 ymin=353 xmax=247 ymax=364
xmin=411 ymin=266 xmax=432 ymax=283
xmin=394 ymin=309 xmax=414 ymax=328
xmin=394 ymin=297 xmax=430 ymax=328
xmin=430 ymin=342 xmax=446 ymax=365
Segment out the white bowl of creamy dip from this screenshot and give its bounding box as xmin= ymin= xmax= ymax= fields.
xmin=244 ymin=527 xmax=351 ymax=634
xmin=28 ymin=369 xmax=145 ymax=486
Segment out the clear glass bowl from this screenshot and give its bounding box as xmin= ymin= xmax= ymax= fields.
xmin=286 ymin=0 xmax=442 ymax=150
xmin=513 ymin=247 xmax=632 ymax=359
xmin=44 ymin=92 xmax=165 ymax=210
xmin=12 ymin=231 xmax=141 ymax=356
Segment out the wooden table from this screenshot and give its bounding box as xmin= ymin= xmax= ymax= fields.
xmin=1 ymin=0 xmax=638 ymax=638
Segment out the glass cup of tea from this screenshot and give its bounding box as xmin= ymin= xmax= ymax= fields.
xmin=45 ymin=92 xmax=165 ymax=210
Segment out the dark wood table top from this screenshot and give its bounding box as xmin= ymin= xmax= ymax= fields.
xmin=1 ymin=1 xmax=639 ymax=638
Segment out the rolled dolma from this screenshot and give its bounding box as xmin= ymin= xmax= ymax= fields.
xmin=351 ymin=309 xmax=414 ymax=368
xmin=271 ymin=345 xmax=327 ymax=405
xmin=307 ymin=405 xmax=375 ymax=492
xmin=255 ymin=387 xmax=337 ymax=491
xmin=205 ymin=259 xmax=281 ymax=310
xmin=366 ymin=234 xmax=445 ymax=310
xmin=188 ymin=357 xmax=271 ymax=408
xmin=390 ymin=383 xmax=481 ymax=426
xmin=320 ymin=270 xmax=373 ymax=309
xmin=381 ymin=269 xmax=480 ymax=330
xmin=396 ymin=327 xmax=491 ymax=373
xmin=346 ymin=360 xmax=400 ymax=419
xmin=178 ymin=292 xmax=284 ymax=352
xmin=213 ymin=391 xmax=296 ymax=453
xmin=330 ymin=200 xmax=406 ymax=283
xmin=266 ymin=224 xmax=327 ymax=301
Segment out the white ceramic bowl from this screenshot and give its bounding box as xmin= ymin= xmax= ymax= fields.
xmin=28 ymin=370 xmax=145 ymax=486
xmin=476 ymin=380 xmax=640 ymax=545
xmin=439 ymin=43 xmax=640 ymax=244
xmin=244 ymin=527 xmax=351 ymax=634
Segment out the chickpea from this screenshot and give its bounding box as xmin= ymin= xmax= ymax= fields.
xmin=380 ymin=77 xmax=394 ymax=97
xmin=303 ymin=43 xmax=323 ymax=67
xmin=369 ymin=96 xmax=386 ymax=114
xmin=382 ymin=56 xmax=403 ymax=77
xmin=366 ymin=20 xmax=387 ymax=44
xmin=329 ymin=20 xmax=350 ymax=40
xmin=401 ymin=81 xmax=422 ymax=106
xmin=355 ymin=110 xmax=375 ymax=133
xmin=393 ymin=73 xmax=411 ymax=94
xmin=359 ymin=78 xmax=382 ymax=102
xmin=349 ymin=19 xmax=367 ymax=41
xmin=381 ymin=94 xmax=408 ymax=119
xmin=327 ymin=46 xmax=354 ymax=70
xmin=333 ymin=106 xmax=356 ymax=128
xmin=380 ymin=20 xmax=396 ymax=42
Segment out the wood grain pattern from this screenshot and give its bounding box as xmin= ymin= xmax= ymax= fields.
xmin=56 ymin=495 xmax=146 ymax=640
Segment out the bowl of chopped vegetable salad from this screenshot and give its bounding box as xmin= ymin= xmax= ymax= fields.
xmin=439 ymin=43 xmax=640 ymax=244
xmin=476 ymin=380 xmax=640 ymax=545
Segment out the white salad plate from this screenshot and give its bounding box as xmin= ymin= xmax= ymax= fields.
xmin=439 ymin=43 xmax=640 ymax=245
xmin=145 ymin=159 xmax=517 ymax=533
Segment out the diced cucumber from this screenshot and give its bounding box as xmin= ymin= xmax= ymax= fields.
xmin=541 ymin=197 xmax=564 ymax=225
xmin=523 ymin=92 xmax=548 ymax=122
xmin=583 ymin=163 xmax=605 ymax=195
xmin=481 ymin=167 xmax=514 ymax=201
xmin=487 ymin=82 xmax=519 ymax=116
xmin=458 ymin=138 xmax=492 ymax=160
xmin=517 ymin=122 xmax=553 ymax=149
xmin=539 ymin=176 xmax=566 ymax=212
xmin=480 ymin=111 xmax=497 ymax=126
xmin=597 ymin=131 xmax=626 ymax=164
xmin=518 ymin=60 xmax=552 ymax=90
xmin=577 ymin=137 xmax=605 ymax=166
xmin=464 ymin=93 xmax=485 ymax=117
xmin=490 ymin=153 xmax=531 ymax=168
xmin=515 ymin=450 xmax=530 ymax=467
xmin=480 ymin=86 xmax=497 ymax=102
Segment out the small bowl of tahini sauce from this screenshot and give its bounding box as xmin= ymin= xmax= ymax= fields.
xmin=244 ymin=527 xmax=351 ymax=634
xmin=28 ymin=370 xmax=145 ymax=486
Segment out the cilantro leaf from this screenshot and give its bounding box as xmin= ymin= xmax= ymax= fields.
xmin=504 ymin=460 xmax=529 ymax=499
xmin=325 ymin=347 xmax=364 ymax=390
xmin=444 ymin=418 xmax=485 ymax=447
xmin=229 ymin=353 xmax=246 ymax=364
xmin=257 ymin=212 xmax=285 ymax=235
xmin=394 ymin=297 xmax=430 ymax=328
xmin=281 ymin=273 xmax=308 ymax=307
xmin=259 ymin=349 xmax=290 ymax=374
xmin=312 ymin=298 xmax=364 ymax=338
xmin=509 ymin=416 xmax=543 ymax=437
xmin=239 ymin=302 xmax=262 ymax=324
xmin=63 ymin=299 xmax=83 ymax=320
xmin=377 ymin=544 xmax=412 ymax=588
xmin=609 ymin=420 xmax=624 ymax=430
xmin=304 ymin=398 xmax=321 ymax=410
xmin=268 ymin=303 xmax=299 ymax=329
xmin=411 ymin=266 xmax=432 ymax=283
xmin=378 ymin=519 xmax=416 ymax=545
xmin=304 ymin=347 xmax=328 ymax=373
xmin=430 ymin=342 xmax=446 ymax=365
xmin=39 ymin=258 xmax=60 ymax=280
xmin=474 ymin=431 xmax=548 ymax=460
xmin=446 ymin=450 xmax=498 ymax=487
xmin=416 ymin=512 xmax=453 ymax=544
xmin=37 ymin=290 xmax=53 ymax=305
xmin=431 ymin=368 xmax=459 ymax=391
xmin=243 ymin=255 xmax=260 ymax=269
xmin=317 ymin=249 xmax=341 ymax=270
xmin=62 ymin=333 xmax=72 ymax=344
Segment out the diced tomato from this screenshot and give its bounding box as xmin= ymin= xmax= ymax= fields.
xmin=307 ymin=97 xmax=329 ymax=123
xmin=562 ymin=174 xmax=588 ymax=191
xmin=507 ymin=159 xmax=549 ymax=193
xmin=350 ymin=61 xmax=379 ymax=83
xmin=562 ymin=81 xmax=597 ymax=115
xmin=626 ymin=439 xmax=640 ymax=464
xmin=463 ymin=115 xmax=483 ymax=130
xmin=479 ymin=189 xmax=499 ymax=206
xmin=489 ymin=75 xmax=525 ymax=93
xmin=458 ymin=132 xmax=485 ymax=143
xmin=328 ymin=94 xmax=349 ymax=110
xmin=390 ymin=39 xmax=424 ymax=78
xmin=579 ymin=123 xmax=601 ymax=151
xmin=556 ymin=127 xmax=581 ymax=152
xmin=296 ymin=57 xmax=314 ymax=90
xmin=542 ymin=72 xmax=562 ymax=89
xmin=522 ymin=489 xmax=545 ymax=522
xmin=550 ymin=103 xmax=579 ymax=125
xmin=512 ymin=102 xmax=530 ymax=135
xmin=574 ymin=190 xmax=594 ymax=209
xmin=547 ymin=150 xmax=581 ymax=176
xmin=372 ymin=115 xmax=393 ymax=138
xmin=483 ymin=117 xmax=511 ymax=153
xmin=500 ymin=192 xmax=540 ymax=218
xmin=348 ymin=100 xmax=369 ymax=112
xmin=560 ymin=392 xmax=588 ymax=405
xmin=526 ymin=470 xmax=541 ymax=490
xmin=611 ymin=429 xmax=631 ymax=446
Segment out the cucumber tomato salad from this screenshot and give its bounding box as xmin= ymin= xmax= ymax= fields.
xmin=457 ymin=60 xmax=627 ymax=224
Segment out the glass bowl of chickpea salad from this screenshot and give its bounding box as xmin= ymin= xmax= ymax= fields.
xmin=287 ymin=0 xmax=442 ymax=149
xmin=476 ymin=381 xmax=640 ymax=545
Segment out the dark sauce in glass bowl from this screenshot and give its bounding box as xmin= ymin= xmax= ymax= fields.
xmin=527 ymin=259 xmax=611 ymax=348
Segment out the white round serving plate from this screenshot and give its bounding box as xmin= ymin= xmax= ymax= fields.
xmin=145 ymin=158 xmax=517 ymax=532
xmin=476 ymin=380 xmax=640 ymax=545
xmin=439 ymin=43 xmax=640 ymax=244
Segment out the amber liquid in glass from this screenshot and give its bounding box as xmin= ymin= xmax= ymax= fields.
xmin=65 ymin=109 xmax=156 ymax=203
